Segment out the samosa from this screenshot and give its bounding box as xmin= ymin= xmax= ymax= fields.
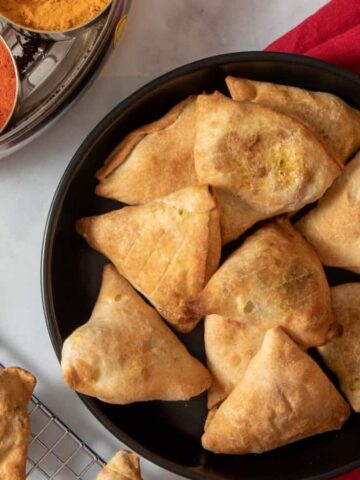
xmin=202 ymin=327 xmax=350 ymax=454
xmin=0 ymin=367 xmax=36 ymax=480
xmin=318 ymin=284 xmax=360 ymax=412
xmin=226 ymin=76 xmax=360 ymax=164
xmin=190 ymin=218 xmax=340 ymax=347
xmin=76 ymin=185 xmax=221 ymax=333
xmin=96 ymin=97 xmax=198 ymax=204
xmin=94 ymin=96 xmax=243 ymax=245
xmin=194 ymin=92 xmax=341 ymax=242
xmin=97 ymin=451 xmax=142 ymax=480
xmin=212 ymin=188 xmax=264 ymax=245
xmin=296 ymin=151 xmax=360 ymax=274
xmin=61 ymin=264 xmax=211 ymax=403
xmin=205 ymin=315 xmax=264 ymax=408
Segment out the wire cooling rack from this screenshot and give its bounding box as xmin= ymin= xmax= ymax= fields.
xmin=0 ymin=364 xmax=105 ymax=479
xmin=26 ymin=394 xmax=105 ymax=480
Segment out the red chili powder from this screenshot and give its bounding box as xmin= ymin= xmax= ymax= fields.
xmin=0 ymin=39 xmax=16 ymax=132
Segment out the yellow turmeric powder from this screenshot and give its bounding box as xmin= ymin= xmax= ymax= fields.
xmin=0 ymin=0 xmax=110 ymax=32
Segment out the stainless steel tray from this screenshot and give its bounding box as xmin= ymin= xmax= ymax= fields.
xmin=0 ymin=0 xmax=131 ymax=159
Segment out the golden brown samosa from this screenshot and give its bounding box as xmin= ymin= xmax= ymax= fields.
xmin=96 ymin=97 xmax=197 ymax=204
xmin=226 ymin=76 xmax=360 ymax=164
xmin=205 ymin=315 xmax=264 ymax=408
xmin=296 ymin=152 xmax=360 ymax=274
xmin=212 ymin=188 xmax=263 ymax=245
xmin=97 ymin=451 xmax=141 ymax=480
xmin=202 ymin=327 xmax=350 ymax=454
xmin=194 ymin=92 xmax=341 ymax=242
xmin=62 ymin=265 xmax=211 ymax=403
xmin=0 ymin=367 xmax=36 ymax=480
xmin=77 ymin=186 xmax=221 ymax=333
xmin=318 ymin=284 xmax=360 ymax=412
xmin=190 ymin=218 xmax=340 ymax=347
xmin=94 ymin=96 xmax=245 ymax=245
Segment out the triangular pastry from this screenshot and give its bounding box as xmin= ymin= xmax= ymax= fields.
xmin=296 ymin=151 xmax=360 ymax=274
xmin=62 ymin=264 xmax=211 ymax=403
xmin=94 ymin=95 xmax=253 ymax=245
xmin=190 ymin=218 xmax=340 ymax=347
xmin=76 ymin=185 xmax=221 ymax=332
xmin=194 ymin=92 xmax=341 ymax=242
xmin=95 ymin=97 xmax=198 ymax=204
xmin=97 ymin=451 xmax=141 ymax=480
xmin=0 ymin=367 xmax=36 ymax=480
xmin=212 ymin=188 xmax=263 ymax=245
xmin=202 ymin=327 xmax=350 ymax=454
xmin=226 ymin=76 xmax=360 ymax=164
xmin=205 ymin=315 xmax=265 ymax=408
xmin=318 ymin=284 xmax=360 ymax=412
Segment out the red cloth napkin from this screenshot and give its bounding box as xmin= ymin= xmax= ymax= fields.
xmin=265 ymin=0 xmax=360 ymax=75
xmin=337 ymin=473 xmax=360 ymax=480
xmin=266 ymin=2 xmax=360 ymax=478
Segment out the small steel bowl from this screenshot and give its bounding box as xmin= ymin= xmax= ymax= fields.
xmin=0 ymin=0 xmax=112 ymax=41
xmin=0 ymin=36 xmax=20 ymax=135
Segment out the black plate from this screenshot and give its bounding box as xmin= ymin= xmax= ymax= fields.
xmin=42 ymin=52 xmax=360 ymax=480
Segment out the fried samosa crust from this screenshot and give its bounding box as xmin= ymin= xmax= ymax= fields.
xmin=202 ymin=327 xmax=350 ymax=454
xmin=226 ymin=76 xmax=360 ymax=164
xmin=76 ymin=185 xmax=221 ymax=332
xmin=97 ymin=451 xmax=142 ymax=480
xmin=205 ymin=315 xmax=265 ymax=408
xmin=296 ymin=151 xmax=360 ymax=274
xmin=318 ymin=284 xmax=360 ymax=412
xmin=96 ymin=97 xmax=198 ymax=204
xmin=61 ymin=265 xmax=211 ymax=404
xmin=0 ymin=367 xmax=36 ymax=480
xmin=194 ymin=92 xmax=341 ymax=242
xmin=190 ymin=218 xmax=340 ymax=347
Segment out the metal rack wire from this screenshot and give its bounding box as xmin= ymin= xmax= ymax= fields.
xmin=0 ymin=364 xmax=105 ymax=479
xmin=27 ymin=394 xmax=105 ymax=479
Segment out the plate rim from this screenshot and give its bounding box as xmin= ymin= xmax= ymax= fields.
xmin=41 ymin=50 xmax=360 ymax=480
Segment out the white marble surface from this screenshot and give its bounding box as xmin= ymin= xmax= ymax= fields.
xmin=0 ymin=0 xmax=328 ymax=478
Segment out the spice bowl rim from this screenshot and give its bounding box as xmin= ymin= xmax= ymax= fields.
xmin=0 ymin=35 xmax=20 ymax=135
xmin=0 ymin=0 xmax=112 ymax=41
